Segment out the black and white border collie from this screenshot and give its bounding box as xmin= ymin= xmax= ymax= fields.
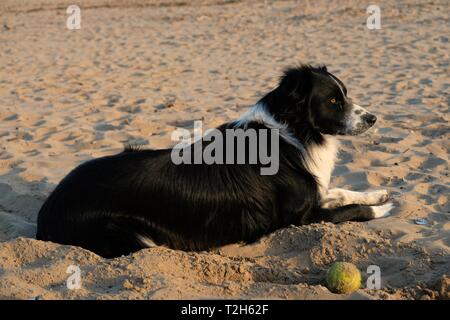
xmin=37 ymin=65 xmax=393 ymax=258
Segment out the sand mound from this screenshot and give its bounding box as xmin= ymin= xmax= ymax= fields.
xmin=2 ymin=222 xmax=447 ymax=299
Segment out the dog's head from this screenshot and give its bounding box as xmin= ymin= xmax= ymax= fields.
xmin=264 ymin=65 xmax=376 ymax=136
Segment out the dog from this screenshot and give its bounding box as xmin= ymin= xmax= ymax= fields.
xmin=36 ymin=65 xmax=393 ymax=258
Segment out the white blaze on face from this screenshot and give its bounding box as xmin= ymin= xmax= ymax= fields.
xmin=329 ymin=74 xmax=346 ymax=97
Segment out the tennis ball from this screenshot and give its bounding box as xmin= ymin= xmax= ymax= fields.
xmin=326 ymin=262 xmax=361 ymax=294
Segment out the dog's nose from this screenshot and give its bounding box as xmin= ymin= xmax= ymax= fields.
xmin=362 ymin=113 xmax=377 ymax=126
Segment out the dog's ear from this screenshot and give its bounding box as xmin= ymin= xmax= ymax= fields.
xmin=279 ymin=66 xmax=313 ymax=101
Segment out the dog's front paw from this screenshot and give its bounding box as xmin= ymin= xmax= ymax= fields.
xmin=370 ymin=202 xmax=395 ymax=219
xmin=366 ymin=189 xmax=390 ymax=205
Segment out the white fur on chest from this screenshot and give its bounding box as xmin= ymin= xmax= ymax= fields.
xmin=302 ymin=136 xmax=339 ymax=198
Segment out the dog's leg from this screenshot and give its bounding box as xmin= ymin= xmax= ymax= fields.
xmin=303 ymin=202 xmax=394 ymax=224
xmin=321 ymin=188 xmax=389 ymax=209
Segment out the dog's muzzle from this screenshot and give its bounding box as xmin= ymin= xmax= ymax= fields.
xmin=344 ymin=105 xmax=377 ymax=135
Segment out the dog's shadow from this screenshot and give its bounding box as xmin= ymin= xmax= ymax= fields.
xmin=0 ymin=169 xmax=54 ymax=242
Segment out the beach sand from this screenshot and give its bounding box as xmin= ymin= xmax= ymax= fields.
xmin=0 ymin=0 xmax=448 ymax=299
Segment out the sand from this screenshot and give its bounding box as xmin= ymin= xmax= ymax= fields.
xmin=0 ymin=0 xmax=449 ymax=299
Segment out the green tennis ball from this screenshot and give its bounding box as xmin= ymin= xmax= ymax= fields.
xmin=326 ymin=262 xmax=362 ymax=294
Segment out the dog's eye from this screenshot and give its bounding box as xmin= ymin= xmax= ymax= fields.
xmin=330 ymin=98 xmax=338 ymax=104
